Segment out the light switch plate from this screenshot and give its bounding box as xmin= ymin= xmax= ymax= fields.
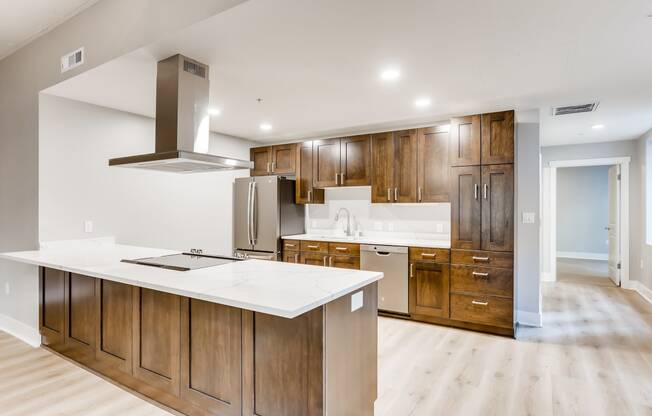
xmin=522 ymin=212 xmax=536 ymax=224
xmin=84 ymin=220 xmax=93 ymax=233
xmin=351 ymin=291 xmax=363 ymax=312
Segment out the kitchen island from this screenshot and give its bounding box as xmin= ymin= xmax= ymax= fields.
xmin=0 ymin=239 xmax=382 ymax=416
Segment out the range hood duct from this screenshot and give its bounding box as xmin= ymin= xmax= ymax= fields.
xmin=109 ymin=54 xmax=253 ymax=173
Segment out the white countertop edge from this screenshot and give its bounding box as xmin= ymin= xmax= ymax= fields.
xmin=282 ymin=234 xmax=451 ymax=249
xmin=0 ymin=252 xmax=382 ymax=319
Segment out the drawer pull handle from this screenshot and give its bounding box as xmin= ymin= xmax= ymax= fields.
xmin=329 ymin=256 xmax=333 ymax=267
xmin=472 ymin=272 xmax=489 ymax=278
xmin=410 ymin=263 xmax=414 ymax=278
xmin=285 ymin=244 xmax=296 ymax=248
xmin=421 ymin=253 xmax=436 ymax=258
xmin=472 ymin=300 xmax=489 ymax=306
xmin=472 ymin=256 xmax=490 ymax=262
xmin=335 ymin=247 xmax=348 ymax=251
xmin=323 ymin=256 xmax=328 ymax=266
xmin=307 ymin=245 xmax=319 ymax=249
xmin=294 ymin=253 xmax=299 ymax=263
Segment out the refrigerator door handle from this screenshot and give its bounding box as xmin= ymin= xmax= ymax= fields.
xmin=251 ymin=181 xmax=258 ymax=246
xmin=247 ymin=181 xmax=253 ymax=246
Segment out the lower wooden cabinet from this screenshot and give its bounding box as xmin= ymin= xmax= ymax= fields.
xmin=39 ymin=267 xmax=66 ymax=349
xmin=449 ymin=293 xmax=513 ymax=329
xmin=283 ymin=251 xmax=300 ymax=263
xmin=285 ymin=241 xmax=361 ymax=270
xmin=408 ymin=261 xmax=450 ymax=319
xmin=132 ymin=288 xmax=181 ymax=396
xmin=64 ymin=273 xmax=97 ymax=364
xmin=95 ymin=279 xmax=133 ymax=375
xmin=329 ymin=255 xmax=360 ymax=270
xmin=181 ymin=298 xmax=242 ymax=416
xmin=301 ymin=252 xmax=328 ymax=266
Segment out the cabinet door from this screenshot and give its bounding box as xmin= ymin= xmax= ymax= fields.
xmin=340 ymin=135 xmax=371 ymax=186
xmin=481 ymin=164 xmax=514 ymax=252
xmin=181 ymin=298 xmax=242 ymax=416
xmin=295 ymin=142 xmax=324 ymax=204
xmin=40 ymin=268 xmax=66 ymax=349
xmin=312 ymin=138 xmax=340 ymax=188
xmin=451 ymin=166 xmax=481 ymax=249
xmin=133 ymin=288 xmax=181 ymax=396
xmin=301 ymin=252 xmax=328 ymax=267
xmin=283 ymin=251 xmax=300 ymax=263
xmin=393 ymin=129 xmax=418 ymax=203
xmin=370 ymin=132 xmax=394 ymax=203
xmin=417 ymin=126 xmax=450 ymax=203
xmin=481 ymin=110 xmax=514 ymax=165
xmin=329 ymin=255 xmax=360 ymax=270
xmin=271 ymin=143 xmax=296 ymax=175
xmin=64 ymin=273 xmax=97 ymax=364
xmin=449 ymin=115 xmax=480 ymax=166
xmin=409 ymin=262 xmax=450 ymax=318
xmin=250 ymin=146 xmax=272 ymax=176
xmin=95 ymin=279 xmax=133 ymax=375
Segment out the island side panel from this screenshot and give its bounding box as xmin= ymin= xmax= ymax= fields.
xmin=324 ymin=282 xmax=378 ymax=416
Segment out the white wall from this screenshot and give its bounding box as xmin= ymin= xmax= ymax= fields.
xmin=39 ymin=94 xmax=256 ymax=253
xmin=556 ymin=166 xmax=610 ymax=257
xmin=306 ymin=187 xmax=449 ymax=239
xmin=541 ymin=139 xmax=642 ymax=282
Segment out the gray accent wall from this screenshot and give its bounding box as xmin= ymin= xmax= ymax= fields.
xmin=0 ymin=0 xmax=248 ymax=332
xmin=556 ymin=166 xmax=610 ymax=256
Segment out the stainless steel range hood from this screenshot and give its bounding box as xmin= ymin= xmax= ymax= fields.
xmin=109 ymin=54 xmax=253 ymax=173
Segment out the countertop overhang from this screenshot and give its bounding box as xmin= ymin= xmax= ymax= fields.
xmin=0 ymin=240 xmax=382 ymax=319
xmin=283 ymin=233 xmax=451 ymax=249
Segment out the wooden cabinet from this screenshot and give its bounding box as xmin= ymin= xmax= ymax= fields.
xmin=449 ymin=114 xmax=481 ymax=166
xmin=370 ymin=130 xmax=417 ymax=203
xmin=285 ymin=240 xmax=361 ymax=270
xmin=370 ymin=132 xmax=394 ymax=203
xmin=450 ymin=265 xmax=513 ymax=298
xmin=417 ymin=125 xmax=449 ymax=202
xmin=180 ymin=298 xmax=242 ymax=415
xmin=283 ymin=251 xmax=300 ymax=263
xmin=313 ymin=136 xmax=371 ymax=188
xmin=329 ymin=255 xmax=360 ymax=270
xmin=481 ymin=164 xmax=514 ymax=252
xmin=449 ymin=293 xmax=513 ymax=329
xmin=39 ymin=268 xmax=66 ymax=349
xmin=295 ymin=141 xmax=324 ymax=204
xmin=64 ymin=273 xmax=97 ymax=364
xmin=132 ymin=288 xmax=181 ymax=397
xmin=409 ymin=256 xmax=450 ymax=319
xmin=301 ymin=252 xmax=328 ymax=267
xmin=481 ymin=110 xmax=514 ymax=165
xmin=95 ymin=279 xmax=133 ymax=375
xmin=451 ymin=166 xmax=482 ymax=249
xmin=250 ymin=144 xmax=297 ymax=176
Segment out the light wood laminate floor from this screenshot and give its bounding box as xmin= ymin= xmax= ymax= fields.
xmin=1 ymin=279 xmax=651 ymax=416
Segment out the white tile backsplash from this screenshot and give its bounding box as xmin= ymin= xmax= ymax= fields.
xmin=306 ymin=187 xmax=450 ymax=240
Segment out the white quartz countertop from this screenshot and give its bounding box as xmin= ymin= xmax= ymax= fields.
xmin=0 ymin=240 xmax=382 ymax=319
xmin=283 ymin=233 xmax=451 ymax=249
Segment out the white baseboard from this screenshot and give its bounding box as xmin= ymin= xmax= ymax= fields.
xmin=0 ymin=314 xmax=40 ymax=347
xmin=626 ymin=281 xmax=652 ymax=304
xmin=516 ymin=310 xmax=542 ymax=327
xmin=557 ymin=251 xmax=608 ymax=261
xmin=541 ymin=272 xmax=555 ymax=282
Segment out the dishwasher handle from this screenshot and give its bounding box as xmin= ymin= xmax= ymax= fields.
xmin=375 ymin=251 xmax=391 ymax=256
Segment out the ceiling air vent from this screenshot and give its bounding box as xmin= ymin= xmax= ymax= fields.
xmin=551 ymin=102 xmax=599 ymax=116
xmin=183 ymin=59 xmax=207 ymax=79
xmin=60 ymin=47 xmax=85 ymax=73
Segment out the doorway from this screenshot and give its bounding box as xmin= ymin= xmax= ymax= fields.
xmin=541 ymin=157 xmax=630 ymax=287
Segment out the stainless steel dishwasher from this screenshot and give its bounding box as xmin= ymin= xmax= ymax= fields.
xmin=360 ymin=244 xmax=408 ymax=315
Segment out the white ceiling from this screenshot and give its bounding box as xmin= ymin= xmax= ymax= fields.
xmin=43 ymin=0 xmax=652 ymax=146
xmin=0 ymin=0 xmax=99 ymax=60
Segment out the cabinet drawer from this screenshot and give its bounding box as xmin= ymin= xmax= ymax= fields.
xmin=451 ymin=249 xmax=513 ymax=269
xmin=450 ymin=293 xmax=513 ymax=329
xmin=328 ymin=242 xmax=360 ymax=256
xmin=329 ymin=255 xmax=360 ymax=270
xmin=283 ymin=240 xmax=301 ymax=251
xmin=300 ymin=252 xmax=329 ymax=267
xmin=450 ymin=265 xmax=513 ymax=298
xmin=283 ymin=251 xmax=300 ymax=263
xmin=409 ymin=247 xmax=450 ymax=264
xmin=300 ymin=240 xmax=328 ymax=253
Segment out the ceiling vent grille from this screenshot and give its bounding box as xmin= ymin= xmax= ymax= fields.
xmin=183 ymin=59 xmax=207 ymax=79
xmin=60 ymin=47 xmax=85 ymax=73
xmin=552 ymin=102 xmax=599 ymax=116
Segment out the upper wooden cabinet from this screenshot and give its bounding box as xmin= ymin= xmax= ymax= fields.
xmin=481 ymin=111 xmax=514 ymax=165
xmin=370 ymin=132 xmax=394 ymax=203
xmin=449 ymin=115 xmax=481 ymax=166
xmin=313 ymin=135 xmax=371 ymax=188
xmin=371 ymin=130 xmax=419 ymax=203
xmin=450 ymin=111 xmax=514 ymax=166
xmin=250 ymin=144 xmax=297 ymax=176
xmin=295 ymin=141 xmax=324 ymax=204
xmin=417 ymin=125 xmax=450 ymax=202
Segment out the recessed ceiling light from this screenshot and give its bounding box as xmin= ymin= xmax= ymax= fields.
xmin=260 ymin=123 xmax=273 ymax=131
xmin=208 ymin=107 xmax=221 ymax=116
xmin=414 ymin=97 xmax=431 ymax=108
xmin=592 ymin=124 xmax=605 ymax=130
xmin=380 ymin=68 xmax=400 ymax=81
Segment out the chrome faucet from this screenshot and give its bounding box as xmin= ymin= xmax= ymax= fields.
xmin=334 ymin=208 xmax=352 ymax=236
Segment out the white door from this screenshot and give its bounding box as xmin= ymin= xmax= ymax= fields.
xmin=607 ymin=165 xmax=620 ymax=286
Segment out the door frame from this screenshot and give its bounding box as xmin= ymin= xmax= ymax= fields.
xmin=542 ymin=157 xmax=630 ymax=287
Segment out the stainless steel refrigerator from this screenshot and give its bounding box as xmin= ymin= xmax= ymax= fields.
xmin=233 ymin=176 xmax=305 ymax=260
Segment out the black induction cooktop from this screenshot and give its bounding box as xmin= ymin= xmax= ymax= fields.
xmin=122 ymin=253 xmax=241 ymax=271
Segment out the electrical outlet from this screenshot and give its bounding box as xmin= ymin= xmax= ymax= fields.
xmin=351 ymin=291 xmax=363 ymax=312
xmin=436 ymin=223 xmax=444 ymax=233
xmin=522 ymin=212 xmax=536 ymax=224
xmin=388 ymin=222 xmax=394 ymax=231
xmin=4 ymin=282 xmax=9 ymax=295
xmin=311 ymin=220 xmax=317 ymax=228
xmin=84 ymin=220 xmax=93 ymax=233
xmin=641 ymin=260 xmax=645 ymax=270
